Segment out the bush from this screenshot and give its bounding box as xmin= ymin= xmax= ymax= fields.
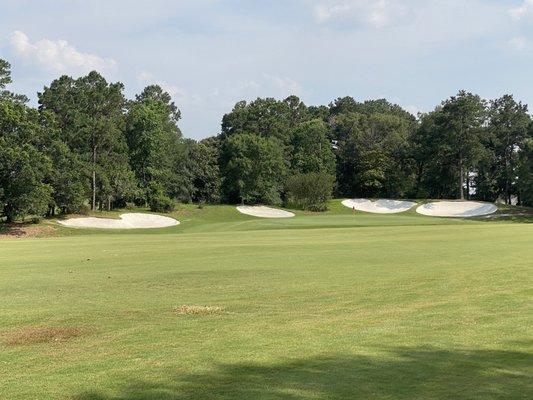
xmin=149 ymin=194 xmax=175 ymax=213
xmin=285 ymin=172 xmax=335 ymax=211
xmin=73 ymin=203 xmax=91 ymax=215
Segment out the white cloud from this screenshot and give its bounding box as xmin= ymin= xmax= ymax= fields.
xmin=8 ymin=30 xmax=117 ymax=74
xmin=508 ymin=36 xmax=529 ymax=51
xmin=509 ymin=0 xmax=533 ymax=20
xmin=264 ymin=74 xmax=303 ymax=95
xmin=313 ymin=0 xmax=409 ymax=28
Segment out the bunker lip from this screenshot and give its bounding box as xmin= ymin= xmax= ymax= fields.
xmin=416 ymin=201 xmax=498 ymax=217
xmin=57 ymin=213 xmax=180 ymax=229
xmin=342 ymin=199 xmax=416 ymax=214
xmin=236 ymin=205 xmax=295 ymax=218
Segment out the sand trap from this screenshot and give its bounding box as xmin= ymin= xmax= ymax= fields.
xmin=342 ymin=198 xmax=416 ymax=214
xmin=236 ymin=205 xmax=295 ymax=218
xmin=58 ymin=213 xmax=179 ymax=229
xmin=416 ymin=201 xmax=497 ymax=217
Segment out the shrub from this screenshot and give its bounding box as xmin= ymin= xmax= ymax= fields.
xmin=149 ymin=194 xmax=175 ymax=213
xmin=285 ymin=172 xmax=335 ymax=211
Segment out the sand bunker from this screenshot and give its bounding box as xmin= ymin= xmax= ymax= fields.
xmin=416 ymin=201 xmax=498 ymax=217
xmin=342 ymin=199 xmax=416 ymax=214
xmin=236 ymin=206 xmax=295 ymax=218
xmin=58 ymin=213 xmax=179 ymax=229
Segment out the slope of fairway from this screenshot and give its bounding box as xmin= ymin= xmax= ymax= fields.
xmin=0 ymin=208 xmax=532 ymax=399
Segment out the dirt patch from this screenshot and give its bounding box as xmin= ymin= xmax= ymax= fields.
xmin=0 ymin=223 xmax=56 ymax=239
xmin=175 ymin=305 xmax=225 ymax=315
xmin=3 ymin=326 xmax=91 ymax=346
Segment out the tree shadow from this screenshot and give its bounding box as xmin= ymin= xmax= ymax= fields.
xmin=75 ymin=346 xmax=532 ymax=400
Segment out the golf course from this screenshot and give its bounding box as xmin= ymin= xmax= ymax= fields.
xmin=1 ymin=202 xmax=532 ymax=400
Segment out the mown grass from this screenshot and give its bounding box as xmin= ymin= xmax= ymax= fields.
xmin=0 ymin=201 xmax=532 ymax=399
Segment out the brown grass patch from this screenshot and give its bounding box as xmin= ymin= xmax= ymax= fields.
xmin=175 ymin=305 xmax=225 ymax=315
xmin=4 ymin=326 xmax=91 ymax=346
xmin=0 ymin=223 xmax=56 ymax=239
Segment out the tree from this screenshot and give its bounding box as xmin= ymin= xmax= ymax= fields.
xmin=285 ymin=172 xmax=335 ymax=211
xmin=410 ymin=110 xmax=456 ymax=199
xmin=190 ymin=137 xmax=221 ymax=203
xmin=39 ymin=71 xmax=134 ymax=210
xmin=290 ymin=119 xmax=336 ymax=175
xmin=436 ymin=91 xmax=486 ymax=199
xmin=221 ymin=96 xmax=308 ymax=145
xmin=220 ymin=133 xmax=286 ymax=204
xmin=0 ymin=59 xmax=12 ymax=90
xmin=332 ymin=108 xmax=415 ymax=198
xmin=487 ymin=95 xmax=531 ymax=204
xmin=517 ymin=135 xmax=533 ymax=206
xmin=0 ymin=99 xmax=52 ymax=221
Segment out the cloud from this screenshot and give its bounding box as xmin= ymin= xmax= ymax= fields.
xmin=313 ymin=0 xmax=409 ymax=28
xmin=509 ymin=0 xmax=533 ymax=20
xmin=508 ymin=36 xmax=529 ymax=51
xmin=264 ymin=74 xmax=303 ymax=96
xmin=8 ymin=30 xmax=117 ymax=74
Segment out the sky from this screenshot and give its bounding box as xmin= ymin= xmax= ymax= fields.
xmin=1 ymin=0 xmax=533 ymax=139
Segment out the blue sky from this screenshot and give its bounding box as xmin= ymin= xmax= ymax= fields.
xmin=1 ymin=0 xmax=533 ymax=139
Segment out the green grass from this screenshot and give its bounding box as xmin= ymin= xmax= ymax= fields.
xmin=0 ymin=201 xmax=532 ymax=399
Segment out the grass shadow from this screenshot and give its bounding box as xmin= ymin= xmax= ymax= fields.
xmin=75 ymin=346 xmax=532 ymax=400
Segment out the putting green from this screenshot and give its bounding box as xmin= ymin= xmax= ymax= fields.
xmin=0 ymin=202 xmax=531 ymax=399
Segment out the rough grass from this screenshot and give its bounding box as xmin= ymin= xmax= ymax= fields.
xmin=175 ymin=305 xmax=225 ymax=315
xmin=0 ymin=201 xmax=531 ymax=399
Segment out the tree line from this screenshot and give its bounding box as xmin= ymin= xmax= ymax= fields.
xmin=1 ymin=58 xmax=532 ymax=222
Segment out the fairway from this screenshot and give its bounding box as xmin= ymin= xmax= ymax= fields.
xmin=1 ymin=205 xmax=532 ymax=399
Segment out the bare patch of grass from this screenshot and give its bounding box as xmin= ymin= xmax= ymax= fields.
xmin=175 ymin=305 xmax=225 ymax=316
xmin=4 ymin=326 xmax=91 ymax=346
xmin=0 ymin=223 xmax=56 ymax=239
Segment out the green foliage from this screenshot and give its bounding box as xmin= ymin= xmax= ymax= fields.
xmin=1 ymin=56 xmax=532 ymax=222
xmin=39 ymin=71 xmax=134 ymax=211
xmin=148 ymin=182 xmax=175 ymax=212
xmin=290 ymin=119 xmax=336 ymax=175
xmin=190 ymin=137 xmax=221 ymax=203
xmin=221 ymin=133 xmax=286 ymax=205
xmin=126 ymin=86 xmax=192 ymax=204
xmin=0 ymin=98 xmax=53 ymax=221
xmin=221 ymin=96 xmax=308 ymax=144
xmin=334 ymin=110 xmax=415 ymax=198
xmin=476 ymin=95 xmax=531 ymax=203
xmin=0 ymin=59 xmax=12 ymax=90
xmin=0 ymin=140 xmax=52 ymax=222
xmin=149 ymin=194 xmax=175 ymax=213
xmin=518 ymin=136 xmax=533 ymax=206
xmin=285 ymin=172 xmax=335 ymax=211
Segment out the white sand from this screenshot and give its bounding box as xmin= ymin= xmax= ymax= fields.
xmin=58 ymin=213 xmax=180 ymax=229
xmin=416 ymin=201 xmax=498 ymax=217
xmin=342 ymin=198 xmax=416 ymax=214
xmin=236 ymin=205 xmax=295 ymax=218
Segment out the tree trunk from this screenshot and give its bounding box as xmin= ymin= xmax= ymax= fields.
xmin=458 ymin=153 xmax=464 ymax=200
xmin=92 ymin=145 xmax=97 ymax=211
